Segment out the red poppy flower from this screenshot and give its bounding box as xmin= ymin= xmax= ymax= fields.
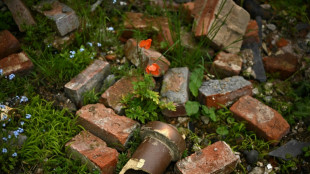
xmin=146 ymin=63 xmax=160 ymax=76
xmin=139 ymin=39 xmax=152 ymax=49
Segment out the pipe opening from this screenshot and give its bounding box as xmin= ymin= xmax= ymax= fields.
xmin=124 ymin=169 xmax=149 ymax=174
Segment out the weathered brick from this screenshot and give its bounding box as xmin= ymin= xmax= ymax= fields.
xmin=34 ymin=0 xmax=79 ymax=36
xmin=0 ymin=30 xmax=21 ymax=59
xmin=193 ymin=0 xmax=250 ymax=53
xmin=124 ymin=38 xmax=170 ymax=77
xmin=175 ymin=141 xmax=239 ymax=174
xmin=230 ymin=95 xmax=290 ymax=143
xmin=65 ymin=60 xmax=110 ymax=107
xmin=76 ymin=104 xmax=140 ymax=151
xmin=4 ymin=0 xmax=36 ymax=32
xmin=243 ymin=20 xmax=260 ymax=45
xmin=122 ymin=12 xmax=173 ymax=46
xmin=198 ymin=76 xmax=252 ymax=109
xmin=212 ymin=52 xmax=242 ymax=77
xmin=0 ymin=52 xmax=33 ymax=76
xmin=100 ymin=76 xmax=139 ymax=114
xmin=66 ymin=130 xmax=119 ymax=174
xmin=161 ymin=67 xmax=189 ymax=117
xmin=263 ymin=53 xmax=298 ymax=80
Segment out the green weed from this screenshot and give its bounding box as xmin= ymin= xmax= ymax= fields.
xmin=122 ymin=74 xmax=175 ymax=123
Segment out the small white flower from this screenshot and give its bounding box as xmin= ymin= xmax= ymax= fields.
xmin=69 ymin=54 xmax=74 ymax=58
xmin=0 ymin=69 xmax=3 ymax=76
xmin=97 ymin=43 xmax=102 ymax=47
xmin=79 ymin=47 xmax=85 ymax=52
xmin=112 ymin=0 xmax=117 ymax=4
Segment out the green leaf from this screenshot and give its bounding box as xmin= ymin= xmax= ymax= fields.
xmin=216 ymin=126 xmax=229 ymax=135
xmin=189 ymin=66 xmax=204 ymax=97
xmin=185 ymin=101 xmax=200 ymax=116
xmin=201 ymin=105 xmax=217 ymax=122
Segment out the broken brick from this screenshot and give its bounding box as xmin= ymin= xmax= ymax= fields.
xmin=212 ymin=52 xmax=243 ymax=77
xmin=193 ymin=0 xmax=250 ymax=53
xmin=175 ymin=141 xmax=239 ymax=174
xmin=66 ymin=130 xmax=119 ymax=174
xmin=161 ymin=67 xmax=189 ymax=117
xmin=64 ymin=60 xmax=110 ymax=107
xmin=4 ymin=0 xmax=36 ymax=32
xmin=263 ymin=53 xmax=298 ymax=79
xmin=198 ymin=76 xmax=252 ymax=109
xmin=0 ymin=52 xmax=33 ymax=76
xmin=230 ymin=95 xmax=290 ymax=143
xmin=122 ymin=12 xmax=173 ymax=46
xmin=76 ymin=103 xmax=140 ymax=151
xmin=34 ymin=0 xmax=79 ymax=36
xmin=0 ymin=30 xmax=21 ymax=59
xmin=100 ymin=76 xmax=139 ymax=114
xmin=243 ymin=20 xmax=260 ymax=44
xmin=124 ymin=38 xmax=170 ymax=77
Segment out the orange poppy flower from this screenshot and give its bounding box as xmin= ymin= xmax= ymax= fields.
xmin=139 ymin=39 xmax=152 ymax=49
xmin=146 ymin=63 xmax=160 ymax=76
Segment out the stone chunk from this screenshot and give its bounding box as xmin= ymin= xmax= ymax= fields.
xmin=230 ymin=95 xmax=290 ymax=143
xmin=268 ymin=139 xmax=310 ymax=160
xmin=122 ymin=12 xmax=173 ymax=46
xmin=0 ymin=52 xmax=33 ymax=76
xmin=263 ymin=53 xmax=298 ymax=80
xmin=124 ymin=38 xmax=170 ymax=77
xmin=193 ymin=0 xmax=250 ymax=53
xmin=64 ymin=60 xmax=110 ymax=107
xmin=66 ymin=130 xmax=119 ymax=174
xmin=0 ymin=30 xmax=21 ymax=59
xmin=198 ymin=76 xmax=252 ymax=109
xmin=175 ymin=141 xmax=239 ymax=174
xmin=212 ymin=52 xmax=243 ymax=77
xmin=34 ymin=0 xmax=79 ymax=36
xmin=161 ymin=67 xmax=189 ymax=117
xmin=4 ymin=0 xmax=36 ymax=32
xmin=76 ymin=104 xmax=140 ymax=151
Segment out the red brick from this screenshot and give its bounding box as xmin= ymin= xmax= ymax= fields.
xmin=193 ymin=0 xmax=250 ymax=53
xmin=66 ymin=130 xmax=119 ymax=174
xmin=263 ymin=53 xmax=298 ymax=80
xmin=4 ymin=0 xmax=36 ymax=32
xmin=199 ymin=76 xmax=253 ymax=109
xmin=65 ymin=60 xmax=110 ymax=107
xmin=276 ymin=38 xmax=289 ymax=48
xmin=77 ymin=103 xmax=140 ymax=151
xmin=100 ymin=76 xmax=139 ymax=114
xmin=124 ymin=38 xmax=170 ymax=77
xmin=212 ymin=52 xmax=243 ymax=77
xmin=230 ymin=95 xmax=290 ymax=143
xmin=243 ymin=20 xmax=260 ymax=44
xmin=123 ymin=12 xmax=174 ymax=46
xmin=0 ymin=52 xmax=33 ymax=76
xmin=0 ymin=30 xmax=21 ymax=59
xmin=175 ymin=141 xmax=239 ymax=174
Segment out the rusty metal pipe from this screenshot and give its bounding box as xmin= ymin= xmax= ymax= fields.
xmin=120 ymin=121 xmax=186 ymax=174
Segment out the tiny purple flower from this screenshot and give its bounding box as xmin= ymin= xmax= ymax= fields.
xmin=8 ymin=135 xmax=11 ymax=139
xmin=20 ymin=121 xmax=25 ymax=126
xmin=20 ymin=96 xmax=28 ymax=103
xmin=12 ymin=152 xmax=17 ymax=157
xmin=87 ymin=42 xmax=93 ymax=47
xmin=97 ymin=43 xmax=102 ymax=47
xmin=26 ymin=114 xmax=31 ymax=119
xmin=2 ymin=148 xmax=7 ymax=153
xmin=2 ymin=123 xmax=5 ymax=127
xmin=9 ymin=74 xmax=15 ymax=80
xmin=0 ymin=69 xmax=3 ymax=76
xmin=2 ymin=137 xmax=7 ymax=141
